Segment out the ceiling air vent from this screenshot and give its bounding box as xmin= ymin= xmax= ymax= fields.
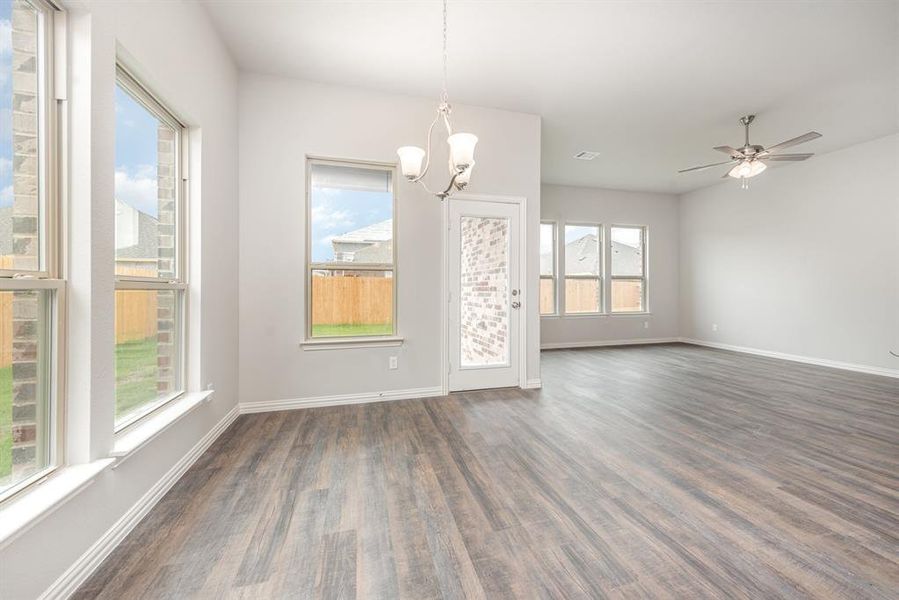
xmin=574 ymin=151 xmax=600 ymax=160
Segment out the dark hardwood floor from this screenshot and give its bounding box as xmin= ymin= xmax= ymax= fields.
xmin=74 ymin=343 xmax=899 ymax=599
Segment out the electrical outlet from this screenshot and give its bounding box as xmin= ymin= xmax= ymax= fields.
xmin=389 ymin=356 xmax=398 ymax=370
xmin=643 ymin=321 xmax=649 ymax=329
xmin=712 ymin=324 xmax=718 ymax=332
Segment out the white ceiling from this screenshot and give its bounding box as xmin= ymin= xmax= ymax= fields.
xmin=202 ymin=1 xmax=899 ymax=194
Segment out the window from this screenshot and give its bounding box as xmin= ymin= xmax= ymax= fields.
xmin=563 ymin=224 xmax=601 ymax=314
xmin=114 ymin=66 xmax=187 ymax=429
xmin=0 ymin=0 xmax=63 ymax=502
xmin=539 ymin=222 xmax=556 ymax=315
xmin=307 ymin=158 xmax=396 ymax=339
xmin=610 ymin=226 xmax=646 ymax=313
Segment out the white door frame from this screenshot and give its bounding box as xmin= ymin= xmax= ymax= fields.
xmin=441 ymin=192 xmax=528 ymax=394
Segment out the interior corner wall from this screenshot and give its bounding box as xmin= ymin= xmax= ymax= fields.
xmin=678 ymin=133 xmax=899 ymax=372
xmin=540 ymin=184 xmax=681 ymax=347
xmin=0 ymin=1 xmax=239 ymax=598
xmin=237 ymin=74 xmax=542 ymax=405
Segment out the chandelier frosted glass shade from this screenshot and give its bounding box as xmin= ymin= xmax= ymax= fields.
xmin=397 ymin=146 xmax=426 ymax=180
xmin=447 ymin=133 xmax=478 ymax=171
xmin=728 ymin=159 xmax=767 ymax=179
xmin=395 ymin=0 xmax=478 ymax=199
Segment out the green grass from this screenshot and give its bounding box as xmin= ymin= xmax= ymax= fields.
xmin=0 ymin=337 xmax=159 ymax=484
xmin=115 ymin=336 xmax=159 ymax=419
xmin=311 ymin=323 xmax=393 ymax=337
xmin=0 ymin=365 xmax=11 ymax=480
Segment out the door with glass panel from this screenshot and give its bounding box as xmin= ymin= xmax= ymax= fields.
xmin=448 ymin=199 xmax=520 ymax=391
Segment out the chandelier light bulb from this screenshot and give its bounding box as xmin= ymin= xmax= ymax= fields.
xmin=728 ymin=159 xmax=766 ymax=179
xmin=397 ymin=146 xmax=426 ymax=180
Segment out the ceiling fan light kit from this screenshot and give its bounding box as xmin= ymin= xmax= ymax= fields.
xmin=679 ymin=114 xmax=821 ymax=189
xmin=397 ymin=0 xmax=478 ymax=200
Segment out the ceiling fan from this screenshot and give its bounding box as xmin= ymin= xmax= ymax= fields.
xmin=679 ymin=115 xmax=821 ymax=188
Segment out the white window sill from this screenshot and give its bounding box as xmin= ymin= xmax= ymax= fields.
xmin=0 ymin=458 xmax=115 ymax=549
xmin=111 ymin=389 xmax=214 ymax=467
xmin=550 ymin=312 xmax=653 ymax=319
xmin=300 ymin=336 xmax=404 ymax=351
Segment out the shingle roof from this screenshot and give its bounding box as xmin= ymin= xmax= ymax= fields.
xmin=538 ymin=234 xmax=642 ymax=276
xmin=116 ymin=204 xmax=159 ymax=260
xmin=332 ymin=219 xmax=393 ymax=244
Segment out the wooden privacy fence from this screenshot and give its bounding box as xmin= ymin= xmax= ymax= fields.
xmin=115 ymin=290 xmax=158 ymax=344
xmin=312 ymin=274 xmax=393 ymax=325
xmin=540 ymin=278 xmax=643 ymax=313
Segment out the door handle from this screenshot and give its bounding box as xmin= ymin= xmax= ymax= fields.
xmin=512 ymin=301 xmax=521 ymax=309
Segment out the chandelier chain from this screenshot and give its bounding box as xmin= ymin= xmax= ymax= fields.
xmin=441 ymin=0 xmax=448 ymax=105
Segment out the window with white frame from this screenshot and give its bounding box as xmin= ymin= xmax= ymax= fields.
xmin=114 ymin=66 xmax=187 ymax=429
xmin=0 ymin=0 xmax=64 ymax=502
xmin=610 ymin=225 xmax=646 ymax=313
xmin=563 ymin=224 xmax=602 ymax=314
xmin=307 ymin=158 xmax=396 ymax=339
xmin=539 ymin=222 xmax=556 ymax=315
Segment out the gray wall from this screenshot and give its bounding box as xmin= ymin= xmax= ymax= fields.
xmin=679 ymin=133 xmax=899 ymax=372
xmin=238 ymin=74 xmax=542 ymax=404
xmin=540 ymin=184 xmax=680 ymax=347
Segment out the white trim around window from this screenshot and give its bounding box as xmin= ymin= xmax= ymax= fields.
xmin=562 ymin=222 xmax=603 ymax=316
xmin=609 ymin=224 xmax=648 ymax=314
xmin=303 ymin=156 xmax=399 ymax=347
xmin=539 ymin=220 xmax=558 ymax=317
xmin=113 ymin=63 xmax=190 ymax=434
xmin=0 ymin=0 xmax=66 ymax=506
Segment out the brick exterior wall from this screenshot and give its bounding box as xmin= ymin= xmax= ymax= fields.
xmin=10 ymin=0 xmax=42 ymax=480
xmin=156 ymin=125 xmax=176 ymax=395
xmin=459 ymin=216 xmax=509 ymax=367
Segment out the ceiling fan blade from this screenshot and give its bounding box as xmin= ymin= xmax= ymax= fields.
xmin=678 ymin=159 xmax=737 ymax=173
xmin=765 ymin=153 xmax=814 ymax=161
xmin=713 ymin=145 xmax=744 ymax=157
xmin=765 ymin=131 xmax=821 ymax=153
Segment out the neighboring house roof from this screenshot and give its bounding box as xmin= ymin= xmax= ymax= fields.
xmin=565 ymin=233 xmax=600 ymax=275
xmin=116 ymin=199 xmax=159 ymax=260
xmin=117 ymin=212 xmax=159 ymax=259
xmin=331 ymin=219 xmax=393 ymax=264
xmin=539 ymin=234 xmax=642 ymax=276
xmin=331 ymin=219 xmax=393 ymax=245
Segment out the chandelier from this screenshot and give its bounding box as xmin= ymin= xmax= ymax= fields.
xmin=397 ymin=0 xmax=478 ymax=199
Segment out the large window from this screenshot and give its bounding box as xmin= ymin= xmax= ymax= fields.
xmin=539 ymin=222 xmax=556 ymax=315
xmin=0 ymin=0 xmax=63 ymax=502
xmin=114 ymin=66 xmax=186 ymax=429
xmin=610 ymin=225 xmax=646 ymax=312
xmin=307 ymin=159 xmax=396 ymax=339
xmin=564 ymin=224 xmax=601 ymax=314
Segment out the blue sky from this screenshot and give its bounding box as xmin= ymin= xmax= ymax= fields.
xmin=115 ymin=83 xmax=160 ymax=218
xmin=1 ymin=1 xmax=13 ymax=208
xmin=310 ymin=187 xmax=392 ymax=262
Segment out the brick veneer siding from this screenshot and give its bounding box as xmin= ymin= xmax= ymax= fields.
xmin=156 ymin=125 xmax=176 ymax=395
xmin=459 ymin=216 xmax=509 ymax=366
xmin=10 ymin=0 xmax=42 ymax=480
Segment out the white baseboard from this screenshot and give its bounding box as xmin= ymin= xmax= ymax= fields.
xmin=523 ymin=378 xmax=542 ymax=389
xmin=680 ymin=338 xmax=899 ymax=379
xmin=239 ymin=386 xmax=445 ymax=414
xmin=541 ymin=337 xmax=679 ymax=350
xmin=40 ymin=405 xmax=241 ymax=600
